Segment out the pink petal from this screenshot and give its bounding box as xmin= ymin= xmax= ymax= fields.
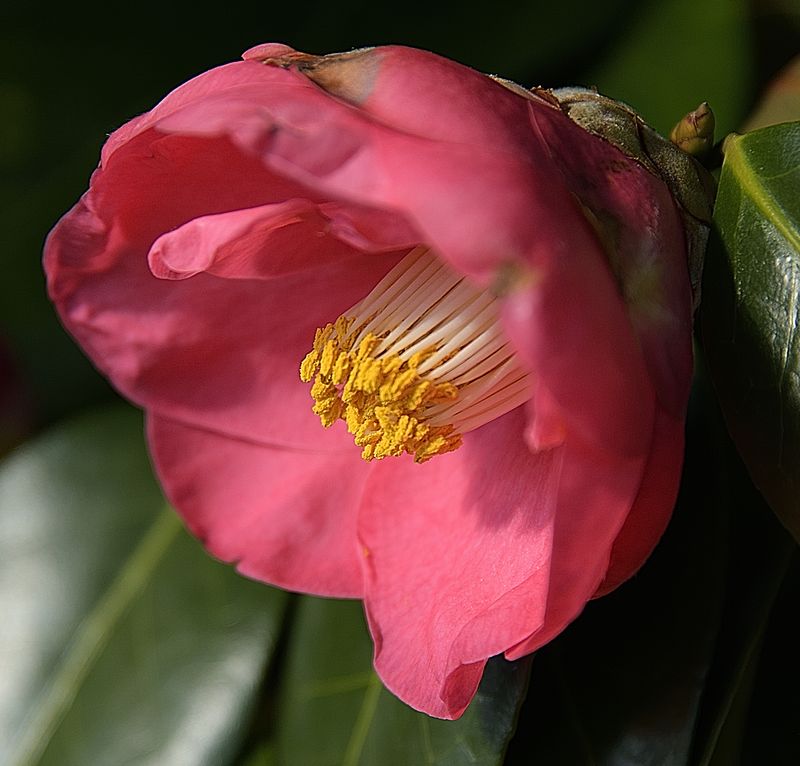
xmin=501 ymin=219 xmax=655 ymax=458
xmin=147 ymin=200 xmax=354 ymax=281
xmin=152 ymin=63 xmax=580 ymax=284
xmin=244 ymin=44 xmax=552 ymax=153
xmin=45 ymin=188 xmax=405 ymax=449
xmin=353 ymin=46 xmax=541 ymax=147
xmin=318 ymin=202 xmax=421 ymax=253
xmin=100 ymin=60 xmax=296 ymax=167
xmin=358 ymin=409 xmax=563 ymax=719
xmin=98 ymin=127 xmax=320 ymax=248
xmin=505 ymin=429 xmax=652 ymax=659
xmin=594 ymin=408 xmax=686 ymax=597
xmin=531 ymin=102 xmax=694 ymax=416
xmin=147 ymin=414 xmax=370 ymax=597
xmin=147 ymin=199 xmax=416 ymax=281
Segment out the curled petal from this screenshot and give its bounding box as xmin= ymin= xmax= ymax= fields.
xmin=501 ymin=221 xmax=655 ymax=458
xmin=359 ymin=410 xmax=562 ymax=718
xmin=152 ymin=62 xmax=580 ymax=283
xmin=46 ymin=189 xmax=407 ymax=449
xmin=147 ymin=200 xmax=355 ymax=281
xmin=506 ymin=429 xmax=651 ymax=658
xmin=594 ymin=409 xmax=686 ymax=597
xmin=147 ymin=200 xmax=417 ymax=281
xmin=245 ymin=44 xmax=550 ymax=153
xmin=530 ymin=102 xmax=694 ymax=416
xmin=100 ymin=61 xmax=290 ymax=167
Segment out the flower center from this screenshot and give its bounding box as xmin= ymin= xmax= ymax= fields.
xmin=299 ymin=246 xmax=532 ymax=462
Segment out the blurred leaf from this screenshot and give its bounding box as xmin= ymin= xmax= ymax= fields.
xmin=739 ymin=553 xmax=800 ymax=765
xmin=0 ymin=405 xmax=287 ymax=765
xmin=505 ymin=372 xmax=728 ymax=766
xmin=587 ymin=0 xmax=752 ymax=138
xmin=275 ymin=597 xmax=530 ymax=766
xmin=702 ymin=644 xmax=760 ymax=766
xmin=702 ymin=122 xmax=800 ymax=542
xmin=691 ymin=454 xmax=795 ymax=766
xmin=743 ymin=54 xmax=800 ymax=131
xmin=239 ymin=743 xmax=277 ymax=766
xmin=750 ymin=0 xmax=800 ymax=96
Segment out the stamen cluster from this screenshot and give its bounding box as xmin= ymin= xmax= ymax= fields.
xmin=300 ymin=317 xmax=462 ymax=461
xmin=300 ymin=248 xmax=532 ymax=462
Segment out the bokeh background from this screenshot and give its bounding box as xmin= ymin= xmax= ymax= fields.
xmin=2 ymin=1 xmax=799 ymax=764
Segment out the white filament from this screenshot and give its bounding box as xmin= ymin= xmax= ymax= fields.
xmin=346 ymin=247 xmax=532 ymax=434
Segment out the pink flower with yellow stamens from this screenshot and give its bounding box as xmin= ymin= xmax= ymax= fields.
xmin=44 ymin=44 xmax=710 ymax=718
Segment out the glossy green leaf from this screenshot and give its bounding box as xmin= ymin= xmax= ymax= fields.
xmin=0 ymin=405 xmax=287 ymax=765
xmin=275 ymin=597 xmax=530 ymax=766
xmin=702 ymin=122 xmax=800 ymax=543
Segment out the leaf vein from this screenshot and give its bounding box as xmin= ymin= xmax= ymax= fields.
xmin=341 ymin=673 xmax=382 ymax=766
xmin=729 ymin=135 xmax=800 ymax=254
xmin=9 ymin=508 xmax=181 ymax=766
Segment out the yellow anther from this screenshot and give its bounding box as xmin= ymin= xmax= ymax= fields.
xmin=300 ymin=319 xmax=464 ymax=463
xmin=317 ymin=342 xmax=333 ymax=377
xmin=332 ymin=353 xmax=351 ymax=384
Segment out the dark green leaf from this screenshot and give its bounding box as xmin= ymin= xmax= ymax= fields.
xmin=738 ymin=554 xmax=800 ymax=765
xmin=690 ymin=447 xmax=795 ymax=766
xmin=275 ymin=597 xmax=530 ymax=766
xmin=239 ymin=743 xmax=277 ymax=766
xmin=702 ymin=121 xmax=800 ymax=543
xmin=0 ymin=405 xmax=287 ymax=765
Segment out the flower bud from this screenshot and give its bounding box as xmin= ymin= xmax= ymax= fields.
xmin=669 ymin=101 xmax=716 ymax=156
xmin=551 ymin=87 xmax=715 ymax=309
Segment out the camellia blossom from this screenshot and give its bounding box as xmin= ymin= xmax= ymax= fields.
xmin=44 ymin=44 xmax=712 ymax=718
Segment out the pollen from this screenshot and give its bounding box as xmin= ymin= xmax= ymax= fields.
xmin=299 ymin=246 xmax=532 ymax=462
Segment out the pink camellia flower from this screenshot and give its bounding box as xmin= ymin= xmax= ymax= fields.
xmin=44 ymin=44 xmax=711 ymax=718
